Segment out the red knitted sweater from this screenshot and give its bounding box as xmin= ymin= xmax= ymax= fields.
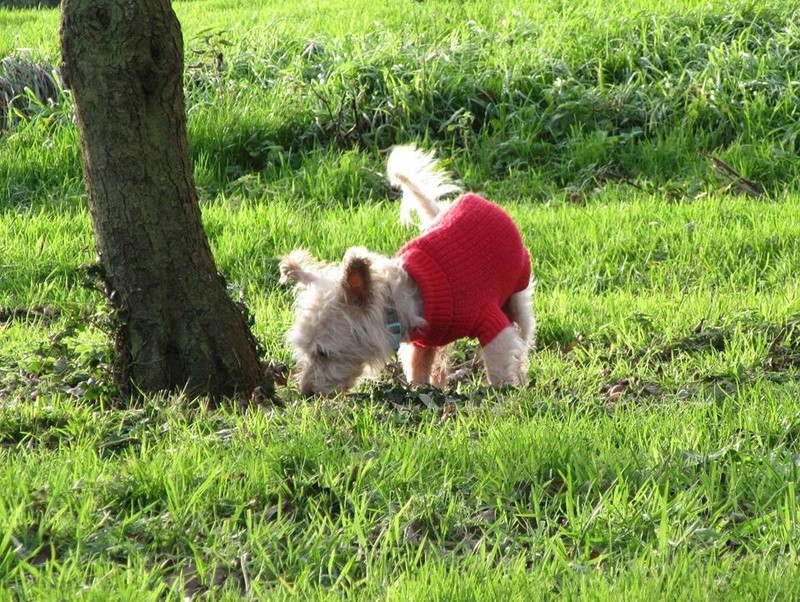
xmin=398 ymin=193 xmax=531 ymax=348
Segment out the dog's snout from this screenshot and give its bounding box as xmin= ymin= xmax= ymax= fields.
xmin=298 ymin=374 xmax=327 ymax=397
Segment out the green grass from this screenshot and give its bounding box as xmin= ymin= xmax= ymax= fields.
xmin=3 ymin=0 xmax=800 ymax=203
xmin=3 ymin=0 xmax=800 ymax=598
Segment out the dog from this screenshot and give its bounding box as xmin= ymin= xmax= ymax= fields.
xmin=280 ymin=145 xmax=535 ymax=395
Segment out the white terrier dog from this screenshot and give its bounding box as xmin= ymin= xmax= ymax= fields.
xmin=280 ymin=145 xmax=535 ymax=395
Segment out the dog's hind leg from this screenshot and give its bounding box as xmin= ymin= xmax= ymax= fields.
xmin=482 ymin=326 xmax=529 ymax=386
xmin=502 ymin=282 xmax=536 ymax=350
xmin=487 ymin=283 xmax=536 ymax=385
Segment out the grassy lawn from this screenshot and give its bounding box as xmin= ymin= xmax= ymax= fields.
xmin=2 ymin=0 xmax=800 ymax=598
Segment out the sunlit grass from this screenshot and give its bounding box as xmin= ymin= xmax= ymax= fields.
xmin=2 ymin=0 xmax=800 ymax=598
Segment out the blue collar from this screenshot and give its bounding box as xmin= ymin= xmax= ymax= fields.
xmin=386 ymin=301 xmax=403 ymax=352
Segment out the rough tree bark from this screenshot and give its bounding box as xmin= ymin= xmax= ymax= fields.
xmin=59 ymin=0 xmax=272 ymax=401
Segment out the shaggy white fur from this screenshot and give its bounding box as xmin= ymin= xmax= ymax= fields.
xmin=280 ymin=145 xmax=535 ymax=395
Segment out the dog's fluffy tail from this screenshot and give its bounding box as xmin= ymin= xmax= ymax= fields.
xmin=387 ymin=145 xmax=460 ymax=230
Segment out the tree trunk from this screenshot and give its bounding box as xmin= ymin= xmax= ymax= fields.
xmin=59 ymin=0 xmax=272 ymax=402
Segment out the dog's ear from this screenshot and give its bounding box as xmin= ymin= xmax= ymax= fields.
xmin=342 ymin=248 xmax=373 ymax=308
xmin=280 ymin=249 xmax=320 ymax=286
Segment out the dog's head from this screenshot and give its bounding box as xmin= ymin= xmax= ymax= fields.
xmin=279 ymin=247 xmax=395 ymax=396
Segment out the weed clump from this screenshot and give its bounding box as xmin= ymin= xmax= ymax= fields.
xmin=0 ymin=53 xmax=62 ymax=130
